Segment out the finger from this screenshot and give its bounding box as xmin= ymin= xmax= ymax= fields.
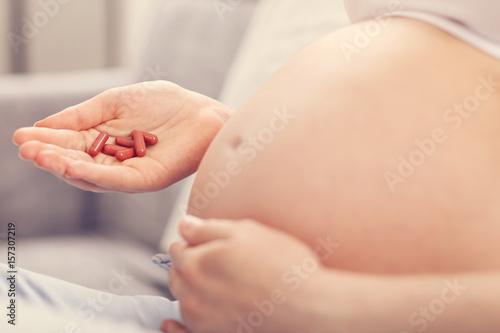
xmin=35 ymin=150 xmax=113 ymax=192
xmin=168 ymin=266 xmax=184 ymax=300
xmin=35 ymin=89 xmax=115 ymax=130
xmin=19 ymin=142 xmax=114 ymax=191
xmin=13 ymin=127 xmax=86 ymax=150
xmin=168 ymin=238 xmax=226 ymax=273
xmin=179 ymin=215 xmax=235 ymax=246
xmin=62 ymin=159 xmax=147 ymax=192
xmin=18 ymin=140 xmax=156 ymax=192
xmin=19 ymin=140 xmax=92 ymax=165
xmin=168 ymin=241 xmax=189 ymax=271
xmin=160 ymin=320 xmax=190 ymax=333
xmin=63 ymin=177 xmax=112 ymax=193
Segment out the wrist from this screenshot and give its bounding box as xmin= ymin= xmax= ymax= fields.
xmin=293 ymin=268 xmax=407 ymax=333
xmin=191 ymin=90 xmax=234 ymax=124
xmin=290 ymin=267 xmax=353 ymax=333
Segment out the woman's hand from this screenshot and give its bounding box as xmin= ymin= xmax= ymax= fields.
xmin=164 ymin=217 xmax=500 ymax=333
xmin=160 ymin=320 xmax=191 ymax=333
xmin=13 ymin=81 xmax=233 ymax=193
xmin=165 ymin=216 xmax=323 ymax=333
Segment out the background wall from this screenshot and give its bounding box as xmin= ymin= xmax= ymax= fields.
xmin=0 ymin=0 xmax=153 ymax=74
xmin=0 ymin=0 xmax=9 ymax=74
xmin=118 ymin=0 xmax=152 ymax=69
xmin=25 ymin=0 xmax=108 ymax=73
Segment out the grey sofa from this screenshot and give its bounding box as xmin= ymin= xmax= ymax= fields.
xmin=0 ymin=0 xmax=256 ymax=297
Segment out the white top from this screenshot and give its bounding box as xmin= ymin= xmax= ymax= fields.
xmin=344 ymin=0 xmax=500 ymax=59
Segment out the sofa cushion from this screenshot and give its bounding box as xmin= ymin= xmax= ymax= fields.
xmin=100 ymin=0 xmax=258 ymax=249
xmin=136 ymin=0 xmax=257 ymax=97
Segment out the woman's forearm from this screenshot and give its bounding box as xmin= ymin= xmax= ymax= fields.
xmin=304 ymin=269 xmax=500 ymax=333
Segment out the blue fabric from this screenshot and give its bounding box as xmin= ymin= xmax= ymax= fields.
xmin=1 ymin=263 xmax=182 ymax=332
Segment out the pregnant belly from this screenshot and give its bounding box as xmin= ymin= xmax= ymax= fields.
xmin=188 ymin=18 xmax=500 ymax=274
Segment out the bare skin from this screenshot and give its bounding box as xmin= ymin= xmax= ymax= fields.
xmin=13 ymin=17 xmax=500 ymax=333
xmin=190 ymin=18 xmax=500 ymax=274
xmin=13 ymin=81 xmax=233 ymax=192
xmin=166 ymin=217 xmax=500 ymax=333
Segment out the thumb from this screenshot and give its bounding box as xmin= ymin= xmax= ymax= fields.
xmin=35 ymin=91 xmax=112 ymax=130
xmin=179 ymin=215 xmax=235 ymax=246
xmin=160 ymin=320 xmax=190 ymax=333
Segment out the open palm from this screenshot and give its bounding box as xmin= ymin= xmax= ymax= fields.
xmin=13 ymin=81 xmax=232 ymax=193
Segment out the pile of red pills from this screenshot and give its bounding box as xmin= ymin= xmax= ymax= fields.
xmin=88 ymin=130 xmax=158 ymax=161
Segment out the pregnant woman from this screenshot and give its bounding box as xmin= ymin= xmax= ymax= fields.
xmin=12 ymin=0 xmax=500 ymax=332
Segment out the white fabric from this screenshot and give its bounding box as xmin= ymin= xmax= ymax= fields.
xmin=159 ymin=175 xmax=196 ymax=251
xmin=344 ymin=0 xmax=500 ymax=59
xmin=219 ymin=0 xmax=350 ymax=110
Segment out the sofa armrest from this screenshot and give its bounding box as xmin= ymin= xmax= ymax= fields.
xmin=0 ymin=68 xmax=135 ymax=238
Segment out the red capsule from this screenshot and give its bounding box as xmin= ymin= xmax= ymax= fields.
xmin=115 ymin=147 xmax=136 ymax=161
xmin=88 ymin=131 xmax=109 ymax=157
xmin=102 ymin=144 xmax=128 ymax=156
xmin=131 ymin=130 xmax=147 ymax=157
xmin=115 ymin=136 xmax=135 ymax=148
xmin=142 ymin=131 xmax=158 ymax=146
